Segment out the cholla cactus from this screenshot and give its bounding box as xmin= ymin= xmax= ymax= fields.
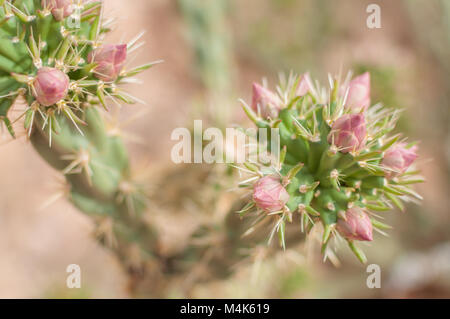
xmin=238 ymin=71 xmax=423 ymax=263
xmin=0 ymin=0 xmax=160 ymax=273
xmin=0 ymin=0 xmax=280 ymax=296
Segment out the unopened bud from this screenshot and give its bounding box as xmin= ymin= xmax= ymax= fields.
xmin=253 ymin=175 xmax=289 ymax=212
xmin=337 ymin=207 xmax=373 ymax=241
xmin=328 ymin=114 xmax=367 ymax=153
xmin=33 ymin=67 xmax=69 ymax=106
xmin=251 ymin=83 xmax=282 ymax=119
xmin=344 ymin=72 xmax=371 ymax=111
xmin=88 ymin=44 xmax=127 ymax=82
xmin=382 ymin=143 xmax=418 ymax=178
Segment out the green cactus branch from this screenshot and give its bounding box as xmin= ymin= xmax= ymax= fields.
xmin=0 ymin=0 xmax=162 ymax=290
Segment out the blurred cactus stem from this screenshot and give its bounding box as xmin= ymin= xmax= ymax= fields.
xmin=177 ymin=0 xmax=234 ymax=128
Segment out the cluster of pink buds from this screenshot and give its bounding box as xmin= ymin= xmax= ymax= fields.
xmin=240 ymin=70 xmax=422 ymax=263
xmin=30 ymin=43 xmax=128 ymax=108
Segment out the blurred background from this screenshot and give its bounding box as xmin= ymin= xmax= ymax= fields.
xmin=0 ymin=0 xmax=449 ymax=298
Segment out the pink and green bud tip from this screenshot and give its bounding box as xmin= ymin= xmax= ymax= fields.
xmin=344 ymin=72 xmax=371 ymax=111
xmin=328 ymin=113 xmax=367 ymax=153
xmin=337 ymin=207 xmax=373 ymax=241
xmin=88 ymin=44 xmax=128 ymax=82
xmin=33 ymin=67 xmax=70 ymax=106
xmin=296 ymin=72 xmax=311 ymax=97
xmin=253 ymin=175 xmax=289 ymax=212
xmin=251 ymin=83 xmax=282 ymax=119
xmin=382 ymin=143 xmax=418 ymax=178
xmin=42 ymin=0 xmax=74 ymax=21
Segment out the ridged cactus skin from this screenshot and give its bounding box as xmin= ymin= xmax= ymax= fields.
xmin=239 ymin=72 xmax=423 ymax=263
xmin=0 ymin=1 xmax=158 ymax=265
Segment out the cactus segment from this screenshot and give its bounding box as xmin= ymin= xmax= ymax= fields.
xmin=0 ymin=1 xmax=159 ymax=263
xmin=237 ymin=72 xmax=422 ymax=263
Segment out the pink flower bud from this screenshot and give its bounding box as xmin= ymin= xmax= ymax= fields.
xmin=253 ymin=175 xmax=289 ymax=212
xmin=296 ymin=72 xmax=311 ymax=97
xmin=337 ymin=207 xmax=373 ymax=241
xmin=33 ymin=67 xmax=70 ymax=106
xmin=327 ymin=114 xmax=367 ymax=153
xmin=42 ymin=0 xmax=73 ymax=21
xmin=382 ymin=143 xmax=418 ymax=178
xmin=344 ymin=72 xmax=371 ymax=111
xmin=251 ymin=83 xmax=282 ymax=119
xmin=88 ymin=44 xmax=127 ymax=82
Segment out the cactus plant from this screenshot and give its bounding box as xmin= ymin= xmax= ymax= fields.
xmin=237 ymin=71 xmax=423 ymax=263
xmin=0 ymin=0 xmax=426 ymax=297
xmin=0 ymin=0 xmax=274 ymax=297
xmin=0 ymin=0 xmax=161 ymax=278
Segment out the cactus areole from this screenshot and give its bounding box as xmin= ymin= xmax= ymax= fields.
xmin=238 ymin=72 xmax=422 ymax=263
